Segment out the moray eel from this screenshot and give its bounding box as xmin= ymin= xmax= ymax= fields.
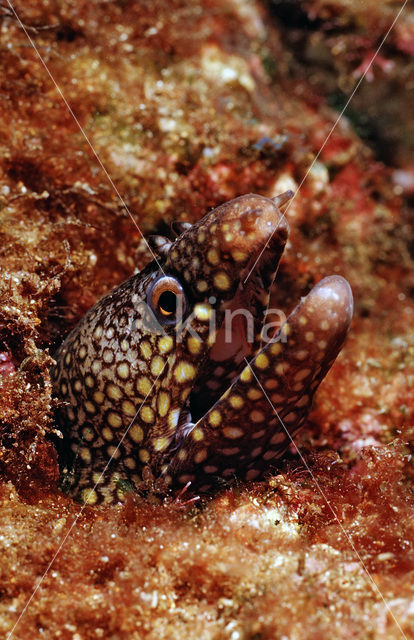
xmin=51 ymin=193 xmax=353 ymax=504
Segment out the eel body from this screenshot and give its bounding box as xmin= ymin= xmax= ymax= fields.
xmin=51 ymin=193 xmax=353 ymax=504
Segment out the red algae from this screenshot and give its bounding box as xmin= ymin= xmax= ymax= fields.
xmin=0 ymin=0 xmax=414 ymax=638
xmin=267 ymin=0 xmax=414 ymax=169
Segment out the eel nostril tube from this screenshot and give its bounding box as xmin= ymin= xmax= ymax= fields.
xmin=271 ymin=190 xmax=295 ymax=209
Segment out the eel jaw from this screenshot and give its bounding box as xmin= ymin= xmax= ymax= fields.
xmin=180 ymin=205 xmax=290 ymax=429
xmin=165 ymin=275 xmax=353 ymax=492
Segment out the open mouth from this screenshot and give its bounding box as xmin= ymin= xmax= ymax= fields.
xmin=166 ymin=268 xmax=353 ymax=492
xmin=185 ymin=197 xmax=291 ymax=428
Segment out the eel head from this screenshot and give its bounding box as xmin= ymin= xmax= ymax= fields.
xmin=51 ymin=193 xmax=353 ymax=503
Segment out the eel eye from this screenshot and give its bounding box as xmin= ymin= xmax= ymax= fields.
xmin=149 ymin=276 xmax=186 ymax=324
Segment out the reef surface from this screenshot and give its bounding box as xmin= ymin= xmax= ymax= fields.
xmin=0 ymin=1 xmax=413 ymax=638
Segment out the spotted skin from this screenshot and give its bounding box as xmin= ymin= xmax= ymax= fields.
xmin=165 ymin=276 xmax=353 ymax=489
xmin=51 ymin=193 xmax=353 ymax=504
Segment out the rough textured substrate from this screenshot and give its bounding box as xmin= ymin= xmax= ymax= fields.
xmin=0 ymin=1 xmax=413 ymax=638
